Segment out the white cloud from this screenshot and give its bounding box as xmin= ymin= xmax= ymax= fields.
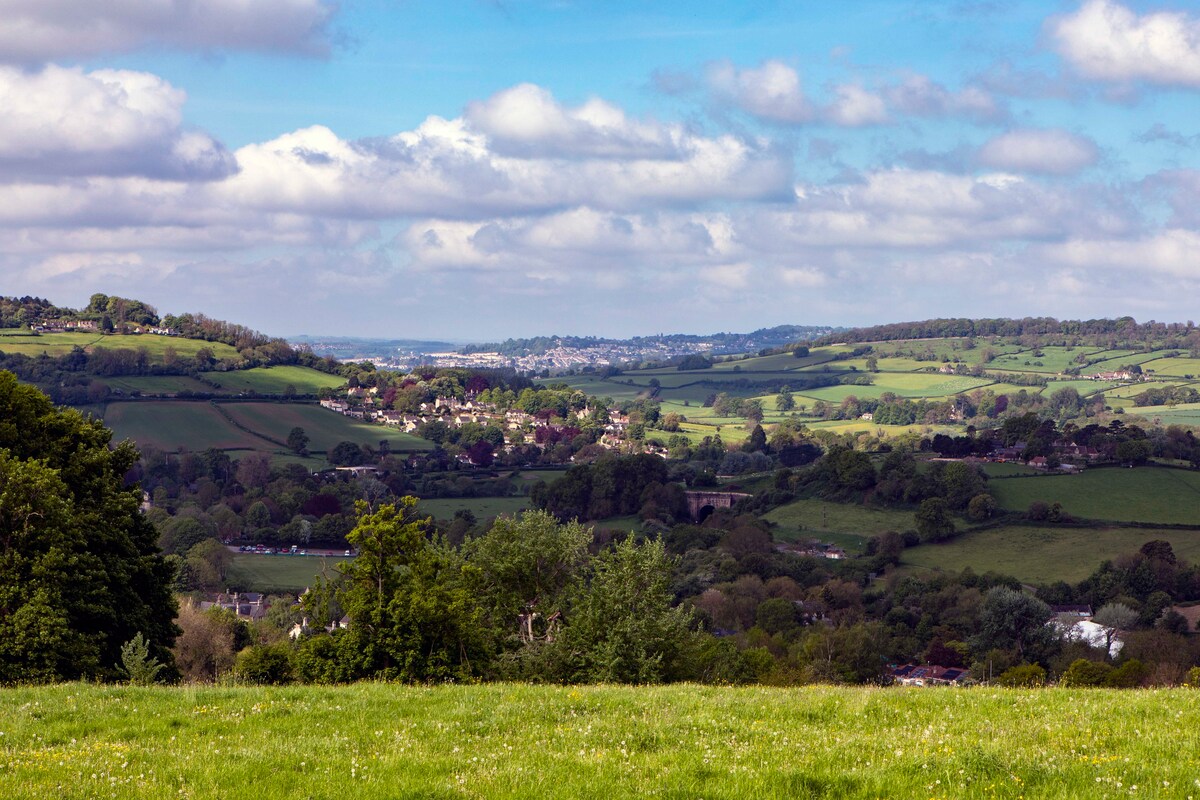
xmin=1050 ymin=0 xmax=1200 ymax=87
xmin=401 ymin=208 xmax=730 ymax=273
xmin=465 ymin=83 xmax=680 ymax=159
xmin=0 ymin=65 xmax=234 ymax=181
xmin=221 ymin=95 xmax=792 ymax=219
xmin=708 ymin=60 xmax=1001 ymax=127
xmin=0 ymin=0 xmax=336 ymax=63
xmin=708 ymin=60 xmax=814 ymax=124
xmin=883 ymin=74 xmax=1005 ymax=122
xmin=1039 ymin=229 xmax=1200 ymax=277
xmin=826 ymin=84 xmax=888 ymax=127
xmin=976 ymin=129 xmax=1099 ymax=176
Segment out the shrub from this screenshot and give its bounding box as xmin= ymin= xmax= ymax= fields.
xmin=996 ymin=663 xmax=1046 ymax=687
xmin=1059 ymin=658 xmax=1112 ymax=687
xmin=235 ymin=644 xmax=295 ymax=685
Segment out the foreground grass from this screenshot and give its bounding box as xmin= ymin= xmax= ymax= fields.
xmin=2 ymin=684 xmax=1199 ymax=799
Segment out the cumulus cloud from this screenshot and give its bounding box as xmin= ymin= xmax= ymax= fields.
xmin=708 ymin=60 xmax=815 ymax=124
xmin=222 ymin=99 xmax=793 ymax=219
xmin=826 ymin=84 xmax=889 ymax=127
xmin=464 ymin=83 xmax=681 ymax=159
xmin=1050 ymin=0 xmax=1200 ymax=87
xmin=401 ymin=208 xmax=730 ymax=273
xmin=0 ymin=65 xmax=235 ymax=181
xmin=741 ymin=168 xmax=1131 ymax=252
xmin=708 ymin=60 xmax=1001 ymax=127
xmin=976 ymin=129 xmax=1099 ymax=175
xmin=883 ymin=74 xmax=1006 ymax=123
xmin=0 ymin=0 xmax=337 ymax=63
xmin=1039 ymin=229 xmax=1200 ymax=278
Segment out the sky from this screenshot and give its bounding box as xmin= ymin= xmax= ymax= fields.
xmin=4 ymin=0 xmax=1200 ymax=340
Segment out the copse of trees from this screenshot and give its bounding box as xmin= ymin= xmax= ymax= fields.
xmin=0 ymin=371 xmax=178 ymax=683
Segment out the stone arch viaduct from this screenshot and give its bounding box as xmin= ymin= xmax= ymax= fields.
xmin=684 ymin=491 xmax=752 ymax=522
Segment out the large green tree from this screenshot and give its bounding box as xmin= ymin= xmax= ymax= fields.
xmin=0 ymin=371 xmax=178 ymax=683
xmin=315 ymin=497 xmax=488 ymax=682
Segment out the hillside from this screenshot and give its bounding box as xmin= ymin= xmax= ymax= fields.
xmin=2 ymin=683 xmax=1197 ymax=799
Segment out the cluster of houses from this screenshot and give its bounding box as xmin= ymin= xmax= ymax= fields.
xmin=31 ymin=319 xmax=98 ymax=333
xmin=320 ymin=391 xmax=645 ymax=457
xmin=30 ymin=319 xmax=179 ymax=336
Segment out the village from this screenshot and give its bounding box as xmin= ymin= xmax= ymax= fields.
xmin=319 ymin=388 xmax=667 ymax=461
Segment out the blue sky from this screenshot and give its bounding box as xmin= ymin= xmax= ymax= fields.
xmin=4 ymin=0 xmax=1200 ymax=339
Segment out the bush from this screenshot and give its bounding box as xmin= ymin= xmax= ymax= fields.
xmin=235 ymin=644 xmax=295 ymax=685
xmin=996 ymin=663 xmax=1046 ymax=687
xmin=1059 ymin=658 xmax=1112 ymax=687
xmin=1106 ymin=659 xmax=1148 ymax=688
xmin=1185 ymin=666 xmax=1200 ymax=687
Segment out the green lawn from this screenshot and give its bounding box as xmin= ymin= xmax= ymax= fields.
xmin=219 ymin=403 xmax=433 ymax=453
xmin=102 ymin=402 xmax=266 ymax=452
xmin=989 ymin=466 xmax=1200 ymax=525
xmin=903 ymin=524 xmax=1200 ymax=584
xmin=3 ymin=683 xmax=1200 ymax=800
xmin=226 ymin=552 xmax=351 ymax=593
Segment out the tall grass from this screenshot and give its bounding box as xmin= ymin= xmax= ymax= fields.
xmin=2 ymin=683 xmax=1198 ymax=798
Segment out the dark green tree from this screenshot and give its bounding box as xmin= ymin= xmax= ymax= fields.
xmin=0 ymin=371 xmax=178 ymax=683
xmin=915 ymin=498 xmax=956 ymax=542
xmin=286 ymin=426 xmax=309 ymax=455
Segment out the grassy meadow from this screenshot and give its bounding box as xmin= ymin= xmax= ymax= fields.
xmin=102 ymin=402 xmax=266 ymax=452
xmin=765 ymin=498 xmax=914 ymax=551
xmin=0 ymin=331 xmax=241 ymax=362
xmin=219 ymin=403 xmax=433 ymax=453
xmin=418 ymin=496 xmax=532 ymax=521
xmin=902 ymin=524 xmax=1200 ymax=584
xmin=201 ymin=366 xmax=344 ymax=395
xmin=226 ymin=553 xmax=351 ymax=593
xmin=2 ymin=683 xmax=1200 ymax=799
xmin=988 ymin=467 xmax=1200 ymax=525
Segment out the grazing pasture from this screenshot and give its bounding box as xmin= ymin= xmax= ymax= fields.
xmin=226 ymin=552 xmax=351 ymax=593
xmin=985 ymin=346 xmax=1101 ymax=374
xmin=765 ymin=498 xmax=913 ymax=550
xmin=99 ymin=375 xmax=224 ymax=396
xmin=201 ymin=365 xmax=344 ymax=395
xmin=988 ymin=467 xmax=1200 ymax=525
xmin=102 ymin=402 xmax=265 ymax=452
xmin=3 ymin=683 xmax=1199 ymax=800
xmin=903 ymin=523 xmax=1200 ymax=584
xmin=418 ymin=496 xmax=531 ymax=521
xmin=219 ymin=403 xmax=433 ymax=453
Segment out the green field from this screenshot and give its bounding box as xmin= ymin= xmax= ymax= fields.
xmin=1141 ymin=357 xmax=1200 ymax=378
xmin=1124 ymin=402 xmax=1200 ymax=427
xmin=985 ymin=346 xmax=1101 ymax=374
xmin=989 ymin=467 xmax=1200 ymax=525
xmin=979 ymin=461 xmax=1042 ymax=477
xmin=102 ymin=402 xmax=265 ymax=452
xmin=1082 ymin=351 xmax=1164 ymax=375
xmin=418 ymin=496 xmax=531 ymax=521
xmin=3 ymin=683 xmax=1199 ymax=799
xmin=201 ymin=366 xmax=344 ymax=395
xmin=226 ymin=552 xmax=352 ymax=592
xmin=0 ymin=331 xmax=241 ymax=363
xmin=903 ymin=524 xmax=1200 ymax=584
xmin=100 ymin=375 xmax=224 ymax=396
xmin=219 ymin=403 xmax=433 ymax=453
xmin=764 ymin=498 xmax=915 ymax=551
